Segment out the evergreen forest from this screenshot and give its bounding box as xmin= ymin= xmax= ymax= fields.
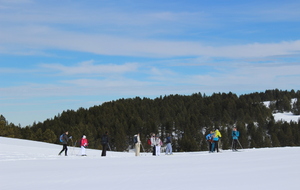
xmin=1 ymin=89 xmax=300 ymax=152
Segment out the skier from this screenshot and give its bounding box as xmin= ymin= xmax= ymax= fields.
xmin=206 ymin=131 xmax=214 ymax=153
xmin=58 ymin=131 xmax=71 ymax=156
xmin=80 ymin=135 xmax=88 ymax=156
xmin=155 ymin=136 xmax=162 ymax=156
xmin=101 ymin=131 xmax=109 ymax=157
xmin=212 ymin=128 xmax=222 ymax=152
xmin=232 ymin=127 xmax=240 ymax=151
xmin=165 ymin=133 xmax=173 ymax=155
xmin=150 ymin=133 xmax=156 ymax=156
xmin=134 ymin=133 xmax=141 ymax=156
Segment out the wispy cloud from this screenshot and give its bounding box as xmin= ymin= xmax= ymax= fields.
xmin=1 ymin=25 xmax=300 ymax=58
xmin=40 ymin=61 xmax=139 ymax=75
xmin=3 ymin=60 xmax=300 ymax=97
xmin=1 ymin=1 xmax=300 ymax=59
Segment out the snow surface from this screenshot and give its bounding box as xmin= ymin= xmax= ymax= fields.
xmin=1 ymin=137 xmax=299 ymax=190
xmin=273 ymin=112 xmax=300 ymax=123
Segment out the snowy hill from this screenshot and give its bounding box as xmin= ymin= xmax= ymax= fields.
xmin=263 ymin=100 xmax=300 ymax=122
xmin=0 ymin=137 xmax=299 ymax=190
xmin=273 ymin=111 xmax=300 ymax=122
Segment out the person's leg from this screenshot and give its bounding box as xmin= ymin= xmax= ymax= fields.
xmin=81 ymin=146 xmax=86 ymax=155
xmin=59 ymin=144 xmax=67 ymax=155
xmin=101 ymin=144 xmax=107 ymax=156
xmin=156 ymin=146 xmax=160 ymax=156
xmin=135 ymin=143 xmax=140 ymax=156
xmin=233 ymin=139 xmax=238 ymax=150
xmin=208 ymin=141 xmax=212 ymax=152
xmin=211 ymin=142 xmax=215 ymax=152
xmin=166 ymin=143 xmax=171 ymax=154
xmin=64 ymin=144 xmax=68 ymax=156
xmin=58 ymin=145 xmax=64 ymax=155
xmin=152 ymin=146 xmax=156 ymax=156
xmin=215 ymin=141 xmax=219 ymax=152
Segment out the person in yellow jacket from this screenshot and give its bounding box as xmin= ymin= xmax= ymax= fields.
xmin=212 ymin=129 xmax=222 ymax=152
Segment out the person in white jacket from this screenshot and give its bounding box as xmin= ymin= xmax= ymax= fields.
xmin=134 ymin=133 xmax=141 ymax=156
xmin=155 ymin=136 xmax=162 ymax=156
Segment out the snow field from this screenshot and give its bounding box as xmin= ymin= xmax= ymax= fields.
xmin=1 ymin=137 xmax=299 ymax=190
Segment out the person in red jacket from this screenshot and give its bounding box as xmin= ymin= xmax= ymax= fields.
xmin=80 ymin=135 xmax=88 ymax=156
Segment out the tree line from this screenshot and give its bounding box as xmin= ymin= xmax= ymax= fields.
xmin=1 ymin=89 xmax=300 ymax=152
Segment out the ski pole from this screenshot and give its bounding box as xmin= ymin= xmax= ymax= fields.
xmin=140 ymin=143 xmax=146 ymax=156
xmin=237 ymin=139 xmax=243 ymax=149
xmin=107 ymin=143 xmax=112 ymax=151
xmin=70 ymin=138 xmax=74 ymax=155
xmin=141 ymin=143 xmax=146 ymax=152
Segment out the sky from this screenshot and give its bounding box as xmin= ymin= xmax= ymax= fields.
xmin=1 ymin=136 xmax=299 ymax=190
xmin=1 ymin=0 xmax=300 ymax=126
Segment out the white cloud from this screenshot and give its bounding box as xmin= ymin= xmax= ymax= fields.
xmin=2 ymin=25 xmax=300 ymax=59
xmin=3 ymin=58 xmax=300 ymax=97
xmin=40 ymin=61 xmax=139 ymax=75
xmin=1 ymin=1 xmax=300 ymax=59
xmin=0 ymin=0 xmax=32 ymax=3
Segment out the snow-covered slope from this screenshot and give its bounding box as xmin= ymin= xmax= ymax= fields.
xmin=0 ymin=137 xmax=298 ymax=190
xmin=263 ymin=100 xmax=300 ymax=122
xmin=273 ymin=111 xmax=300 ymax=122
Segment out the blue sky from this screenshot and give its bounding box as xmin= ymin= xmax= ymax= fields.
xmin=1 ymin=0 xmax=300 ymax=126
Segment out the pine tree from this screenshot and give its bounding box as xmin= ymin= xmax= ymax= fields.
xmin=292 ymin=98 xmax=300 ymax=115
xmin=42 ymin=129 xmax=57 ymax=143
xmin=271 ymin=133 xmax=281 ymax=147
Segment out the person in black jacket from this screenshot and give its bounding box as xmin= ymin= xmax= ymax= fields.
xmin=58 ymin=131 xmax=71 ymax=156
xmin=101 ymin=132 xmax=109 ymax=156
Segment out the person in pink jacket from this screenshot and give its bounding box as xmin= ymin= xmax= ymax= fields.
xmin=80 ymin=135 xmax=88 ymax=156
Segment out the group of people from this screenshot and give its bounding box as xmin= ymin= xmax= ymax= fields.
xmin=133 ymin=133 xmax=173 ymax=156
xmin=205 ymin=127 xmax=240 ymax=153
xmin=58 ymin=131 xmax=109 ymax=157
xmin=150 ymin=133 xmax=163 ymax=156
xmin=205 ymin=129 xmax=222 ymax=153
xmin=58 ymin=128 xmax=240 ymax=157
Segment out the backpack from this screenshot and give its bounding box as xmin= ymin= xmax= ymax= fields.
xmin=59 ymin=134 xmax=64 ymax=142
xmin=133 ymin=136 xmax=138 ymax=144
xmin=147 ymin=138 xmax=151 ymax=145
xmin=166 ymin=136 xmax=172 ymax=144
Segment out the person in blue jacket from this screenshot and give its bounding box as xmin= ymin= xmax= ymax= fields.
xmin=165 ymin=133 xmax=173 ymax=155
xmin=232 ymin=127 xmax=240 ymax=151
xmin=206 ymin=131 xmax=214 ymax=153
